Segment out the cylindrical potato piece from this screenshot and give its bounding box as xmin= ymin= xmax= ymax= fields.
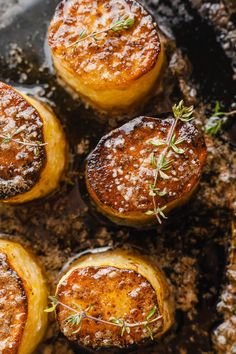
xmin=55 ymin=248 xmax=174 ymax=351
xmin=0 ymin=82 xmax=67 ymax=204
xmin=0 ymin=239 xmax=48 ymax=354
xmin=86 ymin=115 xmax=207 ymax=227
xmin=48 ymin=0 xmax=165 ymax=115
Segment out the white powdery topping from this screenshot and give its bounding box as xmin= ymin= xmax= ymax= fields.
xmin=0 ymin=175 xmax=24 ymax=187
xmin=0 ymin=95 xmax=11 ymax=108
xmin=129 ymin=287 xmax=141 ymax=298
xmin=2 ymin=118 xmax=16 ymax=132
xmin=144 ymin=121 xmax=155 ymax=129
xmin=140 ymin=281 xmax=148 ymax=288
xmin=22 ymin=166 xmax=36 ymax=176
xmin=104 ymin=135 xmax=125 ymax=149
xmin=112 ymin=168 xmax=124 ymax=178
xmin=123 ymin=187 xmax=133 ymax=201
xmin=101 ymin=71 xmax=109 ymax=79
xmin=84 ymin=62 xmax=97 ymax=72
xmin=0 ymin=339 xmax=11 ymax=351
xmin=92 ymin=268 xmax=113 ymax=279
xmin=16 ymin=106 xmax=35 ymax=120
xmin=108 ymin=270 xmax=117 ymax=279
xmin=15 ymin=152 xmax=28 ymax=160
xmin=71 ymin=283 xmax=81 ymax=291
xmin=110 ymin=152 xmax=154 ymax=207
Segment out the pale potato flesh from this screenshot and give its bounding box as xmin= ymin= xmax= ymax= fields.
xmin=52 ymin=45 xmax=164 ymax=114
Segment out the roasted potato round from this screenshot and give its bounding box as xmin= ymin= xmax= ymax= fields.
xmin=0 ymin=82 xmax=67 ymax=204
xmin=48 ymin=0 xmax=164 ymax=115
xmin=54 ymin=248 xmax=174 ymax=350
xmin=0 ymin=239 xmax=48 ymax=354
xmin=86 ymin=110 xmax=207 ymax=227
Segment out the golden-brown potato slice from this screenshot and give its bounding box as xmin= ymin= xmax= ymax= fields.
xmin=0 ymin=82 xmax=67 ymax=204
xmin=86 ymin=114 xmax=207 ymax=227
xmin=0 ymin=239 xmax=48 ymax=354
xmin=55 ymin=249 xmax=174 ymax=350
xmin=48 ymin=0 xmax=164 ymax=115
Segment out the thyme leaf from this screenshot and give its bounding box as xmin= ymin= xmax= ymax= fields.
xmin=146 ymin=100 xmax=195 ymax=224
xmin=159 ymin=157 xmax=173 ymax=171
xmin=172 ymin=100 xmax=195 ymax=122
xmin=144 ymin=306 xmax=158 ymax=340
xmin=145 ymin=206 xmax=167 ymax=221
xmin=205 ymin=101 xmax=236 ymax=136
xmin=45 ymin=296 xmax=163 ymax=340
xmin=170 ymin=134 xmax=184 ymax=154
xmin=0 ymin=132 xmax=47 ymax=152
xmin=150 ymin=138 xmax=165 ymax=147
xmin=146 ymin=306 xmax=157 ymax=320
xmin=149 ymin=185 xmax=167 ymax=197
xmin=111 ymin=15 xmax=135 ymax=31
xmin=44 ymin=296 xmax=58 ymax=312
xmin=145 ymin=324 xmax=154 ymax=340
xmin=66 ymin=313 xmax=82 ymax=326
xmin=159 ymin=170 xmax=170 ymax=180
xmin=69 ymin=14 xmax=135 ymax=48
xmin=205 ymin=116 xmax=225 ymax=136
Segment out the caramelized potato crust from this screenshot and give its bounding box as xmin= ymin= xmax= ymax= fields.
xmin=48 ymin=0 xmax=164 ymax=114
xmin=0 ymin=82 xmax=46 ymax=199
xmin=0 ymin=82 xmax=67 ymax=203
xmin=86 ymin=116 xmax=207 ymax=227
xmin=56 ymin=249 xmax=174 ymax=349
xmin=0 ymin=239 xmax=48 ymax=354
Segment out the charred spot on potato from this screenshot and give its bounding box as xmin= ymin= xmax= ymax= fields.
xmin=86 ymin=116 xmax=207 ymax=224
xmin=0 ymin=82 xmax=46 ymax=200
xmin=56 ymin=266 xmax=162 ymax=348
xmin=0 ymin=252 xmax=27 ymax=354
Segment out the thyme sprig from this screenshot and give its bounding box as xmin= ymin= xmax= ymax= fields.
xmin=205 ymin=101 xmax=236 ymax=136
xmin=145 ymin=100 xmax=195 ymax=224
xmin=0 ymin=126 xmax=47 ymax=154
xmin=68 ymin=14 xmax=135 ymax=48
xmin=45 ymin=296 xmax=162 ymax=339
